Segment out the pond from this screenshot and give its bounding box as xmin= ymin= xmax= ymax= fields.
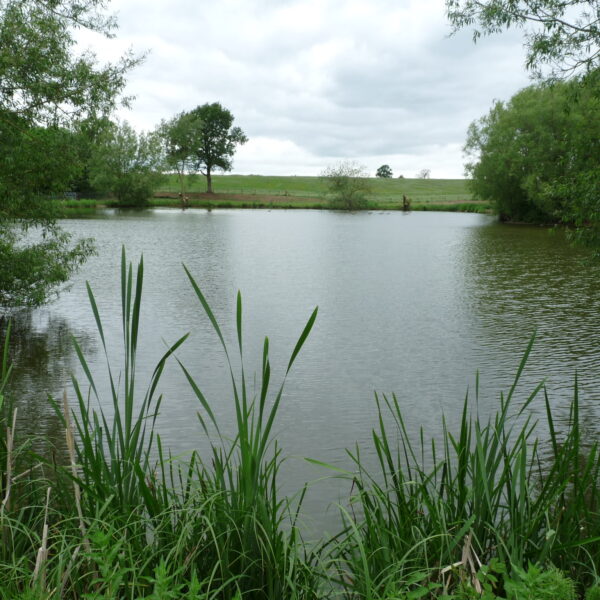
xmin=5 ymin=208 xmax=600 ymax=533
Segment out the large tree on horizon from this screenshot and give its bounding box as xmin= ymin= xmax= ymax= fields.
xmin=182 ymin=103 xmax=248 ymax=194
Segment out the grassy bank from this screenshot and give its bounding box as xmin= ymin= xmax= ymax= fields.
xmin=157 ymin=174 xmax=473 ymax=200
xmin=2 ymin=252 xmax=598 ymax=599
xmin=146 ymin=196 xmax=491 ymax=213
xmin=153 ymin=174 xmax=484 ymax=212
xmin=57 ymin=175 xmax=492 ymax=215
xmin=59 ymin=196 xmax=492 ymax=215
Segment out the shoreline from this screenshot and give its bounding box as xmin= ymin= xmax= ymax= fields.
xmin=57 ymin=192 xmax=493 ymax=216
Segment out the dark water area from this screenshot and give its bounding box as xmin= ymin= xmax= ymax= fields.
xmin=3 ymin=209 xmax=600 ymax=532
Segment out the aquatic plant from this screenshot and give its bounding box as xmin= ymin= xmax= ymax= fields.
xmin=330 ymin=338 xmax=600 ymax=598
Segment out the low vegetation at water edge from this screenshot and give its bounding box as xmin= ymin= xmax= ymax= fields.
xmin=1 ymin=250 xmax=599 ymax=599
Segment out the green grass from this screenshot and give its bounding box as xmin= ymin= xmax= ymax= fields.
xmin=411 ymin=201 xmax=491 ymax=213
xmin=2 ymin=251 xmax=599 ymax=599
xmin=329 ymin=344 xmax=600 ymax=599
xmin=51 ymin=198 xmax=108 ymax=218
xmin=57 ymin=175 xmax=489 ymax=214
xmin=157 ymin=174 xmax=473 ymax=203
xmin=148 ymin=196 xmax=327 ymax=210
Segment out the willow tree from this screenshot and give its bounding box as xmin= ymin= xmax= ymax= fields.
xmin=447 ymin=0 xmax=600 ymax=252
xmin=446 ymin=0 xmax=600 ymax=79
xmin=0 ymin=0 xmax=138 ymax=307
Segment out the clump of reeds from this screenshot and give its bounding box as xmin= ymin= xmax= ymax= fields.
xmin=34 ymin=248 xmax=320 ymax=599
xmin=171 ymin=265 xmax=321 ymax=599
xmin=331 ymin=338 xmax=600 ymax=599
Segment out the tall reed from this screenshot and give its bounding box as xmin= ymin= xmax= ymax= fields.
xmin=51 ymin=248 xmax=186 ymax=525
xmin=51 ymin=249 xmax=322 ymax=598
xmin=171 ymin=266 xmax=321 ymax=599
xmin=332 ymin=339 xmax=600 ymax=599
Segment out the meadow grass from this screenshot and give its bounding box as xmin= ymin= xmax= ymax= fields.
xmin=1 ymin=251 xmax=599 ymax=599
xmin=156 ymin=174 xmax=472 ymax=201
xmin=57 ymin=175 xmax=487 ymax=213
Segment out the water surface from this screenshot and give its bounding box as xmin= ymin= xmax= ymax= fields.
xmin=5 ymin=209 xmax=600 ymax=531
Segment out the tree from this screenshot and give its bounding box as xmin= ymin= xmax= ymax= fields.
xmin=90 ymin=122 xmax=165 ymax=206
xmin=417 ymin=169 xmax=431 ymax=179
xmin=183 ymin=103 xmax=248 ymax=193
xmin=321 ymin=161 xmax=371 ymax=210
xmin=160 ymin=111 xmax=204 ymax=199
xmin=447 ymin=0 xmax=600 ymax=251
xmin=465 ymin=80 xmax=600 ymax=228
xmin=376 ymin=164 xmax=393 ymax=178
xmin=70 ymin=116 xmax=115 ymax=197
xmin=446 ymin=0 xmax=600 ymax=78
xmin=0 ymin=0 xmax=138 ymax=307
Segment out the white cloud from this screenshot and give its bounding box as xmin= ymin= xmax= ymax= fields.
xmin=75 ymin=0 xmax=532 ymax=177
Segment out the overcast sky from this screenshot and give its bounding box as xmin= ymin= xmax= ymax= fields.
xmin=77 ymin=0 xmax=532 ymax=178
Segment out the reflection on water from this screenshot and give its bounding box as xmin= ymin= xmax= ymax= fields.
xmin=0 ymin=310 xmax=96 ymax=450
xmin=6 ymin=209 xmax=600 ymax=530
xmin=459 ymin=222 xmax=600 ymax=433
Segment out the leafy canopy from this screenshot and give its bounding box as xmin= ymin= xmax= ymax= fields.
xmin=465 ymin=80 xmax=600 ymax=240
xmin=449 ymin=0 xmax=600 ymax=253
xmin=0 ymin=0 xmax=137 ymax=307
xmin=164 ymin=103 xmax=248 ymax=193
xmin=376 ymin=164 xmax=393 ymax=178
xmin=159 ymin=111 xmax=204 ymax=197
xmin=90 ymin=121 xmax=165 ymax=206
xmin=446 ymin=0 xmax=600 ymax=78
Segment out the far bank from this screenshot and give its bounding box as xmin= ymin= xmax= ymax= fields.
xmin=60 ymin=174 xmax=492 ymax=215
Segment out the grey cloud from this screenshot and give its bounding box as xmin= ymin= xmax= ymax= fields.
xmin=105 ymin=0 xmax=532 ymax=176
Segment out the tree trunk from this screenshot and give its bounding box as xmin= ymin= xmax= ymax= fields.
xmin=206 ymin=169 xmax=213 ymax=193
xmin=178 ymin=169 xmax=185 ymax=197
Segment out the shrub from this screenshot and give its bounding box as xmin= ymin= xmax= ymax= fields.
xmin=321 ymin=161 xmax=370 ymax=210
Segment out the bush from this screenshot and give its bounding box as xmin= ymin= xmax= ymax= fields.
xmin=321 ymin=160 xmax=370 ymax=210
xmin=505 ymin=565 xmax=576 ymax=600
xmin=586 ymin=586 xmax=600 ymax=600
xmin=90 ymin=121 xmax=165 ymax=206
xmin=464 ymin=79 xmax=600 ymax=226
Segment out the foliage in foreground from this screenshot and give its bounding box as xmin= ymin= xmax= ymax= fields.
xmin=1 ymin=251 xmax=600 ymax=598
xmin=0 ymin=0 xmax=137 ymax=307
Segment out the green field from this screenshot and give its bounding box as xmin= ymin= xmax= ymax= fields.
xmin=157 ymin=174 xmax=475 ymax=205
xmin=60 ymin=175 xmax=491 ymax=215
